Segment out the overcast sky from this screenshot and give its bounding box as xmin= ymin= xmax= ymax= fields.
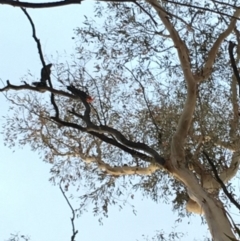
xmin=0 ymin=2 xmax=210 ymax=241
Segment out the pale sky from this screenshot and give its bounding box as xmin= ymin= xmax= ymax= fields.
xmin=0 ymin=2 xmax=210 ymax=241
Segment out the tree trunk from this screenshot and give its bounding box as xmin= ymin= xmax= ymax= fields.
xmin=173 ymin=166 xmax=235 ymax=240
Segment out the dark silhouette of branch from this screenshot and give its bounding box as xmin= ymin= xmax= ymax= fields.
xmin=51 ymin=115 xmax=163 ymax=165
xmin=0 ymin=84 xmax=166 ymax=166
xmin=0 ymin=80 xmax=77 ymax=99
xmin=133 ymin=1 xmax=157 ymax=26
xmin=203 ymin=151 xmax=240 ymax=211
xmin=1 ymin=0 xmax=239 ymax=21
xmin=34 ymin=85 xmax=167 ymax=166
xmin=1 ymin=0 xmax=81 ymax=8
xmin=1 ymin=0 xmax=157 ymax=25
xmin=228 ymin=41 xmax=240 ymax=97
xmin=1 ymin=0 xmax=141 ymax=9
xmin=0 ymin=82 xmax=166 ymax=165
xmin=211 ymin=0 xmax=238 ymax=8
xmin=59 ymin=183 xmax=78 ymax=241
xmin=21 ymin=8 xmax=60 ymax=118
xmin=68 ymin=107 xmax=165 ymax=165
xmin=69 ymin=107 xmax=165 ymax=166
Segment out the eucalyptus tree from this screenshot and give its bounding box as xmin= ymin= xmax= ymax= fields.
xmin=2 ymin=0 xmax=240 ymax=240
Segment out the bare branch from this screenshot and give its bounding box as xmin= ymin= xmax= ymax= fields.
xmin=69 ymin=109 xmax=165 ymax=165
xmin=21 ymin=8 xmax=60 ymax=118
xmin=0 ymin=0 xmax=155 ymax=21
xmin=203 ymin=151 xmax=240 ymax=211
xmin=133 ymin=1 xmax=157 ymax=26
xmin=0 ymin=80 xmax=166 ymax=166
xmin=51 ymin=115 xmax=162 ymax=165
xmin=229 ymin=41 xmax=240 ymax=97
xmin=59 ymin=183 xmax=78 ymax=241
xmin=229 ymin=46 xmax=240 ymax=140
xmin=211 ymin=0 xmax=238 ymax=8
xmin=0 ymin=0 xmax=82 ymax=8
xmin=0 ymin=81 xmax=76 ymax=99
xmin=21 ymin=8 xmax=46 ymax=71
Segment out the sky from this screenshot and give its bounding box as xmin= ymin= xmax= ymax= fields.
xmin=0 ymin=2 xmax=210 ymax=241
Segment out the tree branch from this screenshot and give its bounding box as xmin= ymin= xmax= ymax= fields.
xmin=146 ymin=0 xmax=192 ymax=80
xmin=1 ymin=0 xmax=82 ymax=8
xmin=51 ymin=116 xmax=160 ymax=165
xmin=21 ymin=8 xmax=60 ymax=118
xmin=229 ymin=36 xmax=240 ymax=140
xmin=0 ymin=0 xmax=153 ymax=13
xmin=229 ymin=41 xmax=240 ymax=97
xmin=196 ymin=9 xmax=240 ymax=82
xmin=0 ymin=81 xmax=76 ymax=99
xmin=99 ymin=162 xmax=160 ymax=176
xmin=133 ymin=1 xmax=157 ymax=26
xmin=0 ymin=80 xmax=166 ymax=166
xmin=203 ymin=151 xmax=240 ymax=211
xmin=69 ymin=109 xmax=165 ymax=165
xmin=59 ymin=183 xmax=78 ymax=241
xmin=80 ymin=154 xmax=160 ymax=176
xmin=146 ymin=0 xmax=197 ymax=162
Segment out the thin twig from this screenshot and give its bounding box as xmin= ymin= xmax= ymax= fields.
xmin=59 ymin=182 xmax=78 ymax=241
xmin=163 ymin=0 xmax=240 ymax=20
xmin=133 ymin=1 xmax=157 ymax=26
xmin=124 ymin=66 xmax=162 ymax=137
